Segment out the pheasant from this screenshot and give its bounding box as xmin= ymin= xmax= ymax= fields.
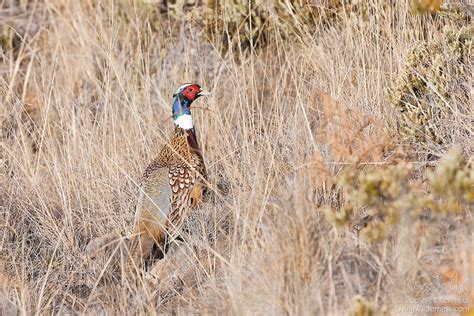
xmin=129 ymin=83 xmax=209 ymax=269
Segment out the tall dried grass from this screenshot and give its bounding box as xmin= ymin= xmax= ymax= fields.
xmin=1 ymin=0 xmax=472 ymax=314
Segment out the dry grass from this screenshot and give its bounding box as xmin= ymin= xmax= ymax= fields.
xmin=1 ymin=0 xmax=472 ymax=314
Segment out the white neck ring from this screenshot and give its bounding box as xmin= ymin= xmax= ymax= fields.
xmin=174 ymin=114 xmax=194 ymax=130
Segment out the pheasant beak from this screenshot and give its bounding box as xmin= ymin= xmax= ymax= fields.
xmin=197 ymin=89 xmax=211 ymax=97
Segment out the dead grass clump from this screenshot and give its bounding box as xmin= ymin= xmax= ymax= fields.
xmin=313 ymin=91 xmax=396 ymax=165
xmin=0 ymin=1 xmax=41 ymax=58
xmin=389 ymin=7 xmax=473 ymax=156
xmin=159 ymin=1 xmax=397 ymax=54
xmin=309 ymin=90 xmax=398 ymax=211
xmin=1 ymin=87 xmax=47 ymax=154
xmin=1 ymin=0 xmax=472 ymax=314
xmin=435 ymin=241 xmax=474 ymax=313
xmin=411 ymin=0 xmax=444 ymax=14
xmin=326 ymin=148 xmax=472 ymax=238
xmin=323 ymin=147 xmax=472 ymax=312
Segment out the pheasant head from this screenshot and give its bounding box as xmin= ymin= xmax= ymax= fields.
xmin=172 ymin=83 xmax=209 ymax=130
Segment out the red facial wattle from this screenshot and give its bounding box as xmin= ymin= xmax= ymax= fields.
xmin=182 ymin=84 xmax=201 ymax=101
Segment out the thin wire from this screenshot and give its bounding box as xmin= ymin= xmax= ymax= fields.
xmin=295 ymin=160 xmax=439 ymax=169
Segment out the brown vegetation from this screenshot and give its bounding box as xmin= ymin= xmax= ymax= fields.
xmin=1 ymin=0 xmax=472 ymax=314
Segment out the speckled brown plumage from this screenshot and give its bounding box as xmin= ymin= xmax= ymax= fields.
xmin=129 ymin=126 xmax=206 ymax=268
